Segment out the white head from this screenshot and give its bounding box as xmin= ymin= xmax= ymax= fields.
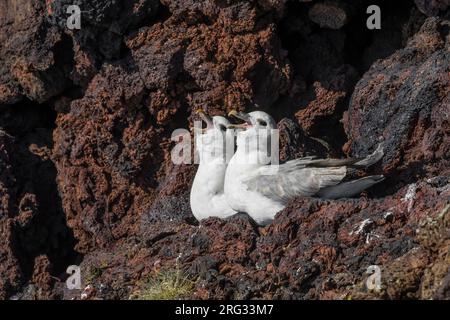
xmin=227 ymin=110 xmax=277 ymax=154
xmin=195 ymin=110 xmax=234 ymax=163
xmin=247 ymin=111 xmax=277 ymax=130
xmin=228 ymin=110 xmax=276 ymax=130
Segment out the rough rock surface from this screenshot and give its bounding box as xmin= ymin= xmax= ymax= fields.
xmin=308 ymin=1 xmax=349 ymax=30
xmin=70 ymin=177 xmax=449 ymax=300
xmin=344 ymin=18 xmax=450 ymax=184
xmin=414 ymin=0 xmax=450 ymax=17
xmin=0 ymin=0 xmax=449 ymax=300
xmin=0 ymin=0 xmax=72 ymax=104
xmin=0 ymin=127 xmax=76 ymax=299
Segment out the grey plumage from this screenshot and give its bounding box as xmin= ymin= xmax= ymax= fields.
xmin=317 ymin=175 xmax=385 ymax=199
xmin=241 ymin=140 xmax=385 ymax=203
xmin=224 ymin=110 xmax=386 ymax=225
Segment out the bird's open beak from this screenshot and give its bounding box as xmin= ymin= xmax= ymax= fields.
xmin=227 ymin=110 xmax=252 ymax=129
xmin=195 ymin=109 xmax=213 ymax=132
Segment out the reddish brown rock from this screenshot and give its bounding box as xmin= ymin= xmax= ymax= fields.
xmin=52 ymin=1 xmax=292 ymax=255
xmin=30 ymin=255 xmax=57 ymax=300
xmin=73 ymin=177 xmax=449 ymax=300
xmin=46 ymin=0 xmax=160 ymax=88
xmin=0 ymin=0 xmax=71 ymax=104
xmin=309 ymin=1 xmax=349 ymax=29
xmin=1 ymin=1 xmax=449 ymax=300
xmin=53 ymin=61 xmax=160 ymax=252
xmin=344 ymin=18 xmax=450 ymax=181
xmin=295 ymin=65 xmax=358 ymax=139
xmin=0 ymin=127 xmax=77 ymax=299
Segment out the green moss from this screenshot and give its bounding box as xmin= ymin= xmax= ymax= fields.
xmin=132 ymin=267 xmax=196 ymax=300
xmin=85 ymin=266 xmax=104 ymax=284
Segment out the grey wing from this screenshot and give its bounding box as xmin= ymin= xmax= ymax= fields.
xmin=243 ymin=158 xmax=348 ymax=203
xmin=243 ymin=143 xmax=385 ymax=202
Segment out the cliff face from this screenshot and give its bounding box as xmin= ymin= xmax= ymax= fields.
xmin=0 ymin=0 xmax=449 ymax=300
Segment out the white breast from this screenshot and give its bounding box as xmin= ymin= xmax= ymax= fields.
xmin=190 ymin=160 xmax=237 ymax=221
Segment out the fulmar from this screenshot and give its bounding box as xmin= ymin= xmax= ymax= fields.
xmin=224 ymin=110 xmax=385 ymax=225
xmin=190 ymin=109 xmax=237 ymax=221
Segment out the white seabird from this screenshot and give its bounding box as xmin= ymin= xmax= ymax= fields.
xmin=224 ymin=110 xmax=385 ymax=226
xmin=190 ymin=109 xmax=238 ymax=221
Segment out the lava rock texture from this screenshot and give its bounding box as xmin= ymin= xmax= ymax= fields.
xmin=0 ymin=0 xmax=449 ymax=299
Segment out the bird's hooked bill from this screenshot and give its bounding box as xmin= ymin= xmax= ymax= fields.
xmin=228 ymin=110 xmax=252 ymax=129
xmin=195 ymin=109 xmax=213 ymax=132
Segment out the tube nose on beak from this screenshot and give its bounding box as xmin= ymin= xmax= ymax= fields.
xmin=227 ymin=110 xmax=252 ymax=129
xmin=228 ymin=110 xmax=251 ymax=123
xmin=195 ymin=108 xmax=213 ymax=129
xmin=228 ymin=109 xmax=239 ymax=118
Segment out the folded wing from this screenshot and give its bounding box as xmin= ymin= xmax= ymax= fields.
xmin=242 ymin=143 xmax=385 ymax=203
xmin=242 ymin=157 xmax=350 ymax=202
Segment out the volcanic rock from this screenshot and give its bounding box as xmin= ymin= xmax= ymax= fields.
xmin=344 ymin=18 xmax=450 ymax=183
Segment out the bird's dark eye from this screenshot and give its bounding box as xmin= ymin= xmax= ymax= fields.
xmin=219 ymin=124 xmax=227 ymax=131
xmin=258 ymin=119 xmax=267 ymax=126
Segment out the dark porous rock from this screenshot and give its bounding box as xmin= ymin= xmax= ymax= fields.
xmin=278 ymin=118 xmax=329 ymax=161
xmin=295 ymin=64 xmax=359 ymax=147
xmin=1 ymin=0 xmax=449 ymax=300
xmin=53 ymin=60 xmax=163 ymax=253
xmin=48 ymin=0 xmax=159 ymax=31
xmin=0 ymin=128 xmax=77 ymax=299
xmin=131 ymin=27 xmax=187 ymax=91
xmin=0 ymin=131 xmax=22 ymax=299
xmin=49 ymin=175 xmax=450 ymax=300
xmin=344 ymin=18 xmax=450 ymax=182
xmin=186 ymin=255 xmax=218 ymax=279
xmin=414 ymin=0 xmax=450 ymax=17
xmin=309 ymin=1 xmax=349 ymax=30
xmin=52 ymin=0 xmax=292 ymax=255
xmin=0 ymin=0 xmax=72 ymax=104
xmin=47 ymin=0 xmax=160 ymax=87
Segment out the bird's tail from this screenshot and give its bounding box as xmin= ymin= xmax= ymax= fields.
xmin=352 ymin=142 xmax=385 ymax=168
xmin=303 ymin=142 xmax=385 ymax=169
xmin=316 ymin=175 xmax=385 ymax=199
